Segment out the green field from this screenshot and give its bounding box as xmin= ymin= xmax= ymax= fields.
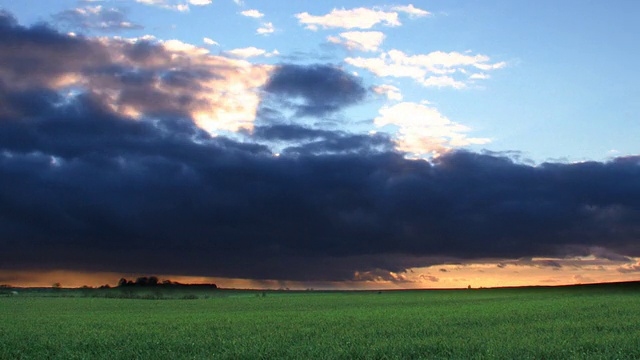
xmin=2 ymin=284 xmax=640 ymax=359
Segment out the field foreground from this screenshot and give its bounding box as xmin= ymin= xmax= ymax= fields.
xmin=1 ymin=284 xmax=640 ymax=359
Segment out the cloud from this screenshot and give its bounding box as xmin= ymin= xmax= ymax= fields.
xmin=203 ymin=37 xmax=218 ymax=45
xmin=240 ymin=9 xmax=264 ymax=18
xmin=189 ymin=0 xmax=212 ymax=5
xmin=261 ymin=64 xmax=367 ymax=117
xmin=3 ymin=11 xmax=640 ymax=283
xmin=0 ymin=13 xmax=272 ymax=134
xmin=372 ymin=84 xmax=402 ymax=101
xmin=391 ymin=4 xmax=430 ymax=18
xmin=618 ymin=262 xmax=640 ymax=273
xmin=354 ymin=269 xmax=411 ymax=283
xmin=3 ymin=92 xmax=640 ymax=281
xmin=328 ymin=31 xmax=385 ymax=52
xmin=470 ymin=73 xmax=490 ymax=80
xmin=135 ymin=0 xmax=190 ymax=12
xmin=263 ymin=126 xmax=393 ymax=157
xmin=296 ymin=7 xmax=401 ymax=31
xmin=239 ymin=9 xmax=274 ymax=35
xmin=420 ymin=275 xmax=439 ymax=282
xmin=375 ymin=102 xmax=490 ymax=156
xmin=257 ymin=22 xmax=275 ymax=35
xmin=224 ymin=47 xmax=279 ymax=58
xmin=346 ymin=50 xmax=504 ymax=88
xmin=53 ymin=5 xmax=143 ymax=32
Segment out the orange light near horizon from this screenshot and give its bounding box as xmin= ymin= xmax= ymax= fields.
xmin=2 ymin=257 xmax=639 ymax=290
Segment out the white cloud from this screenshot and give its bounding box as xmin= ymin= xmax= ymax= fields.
xmin=224 ymin=46 xmax=278 ymax=58
xmin=240 ymin=9 xmax=264 ymax=18
xmin=346 ymin=49 xmax=505 ymax=88
xmin=189 ymin=0 xmax=212 ymax=5
xmin=296 ymin=7 xmax=401 ymax=30
xmin=474 ymin=61 xmax=507 ymax=71
xmin=135 ymin=0 xmax=188 ymax=12
xmin=135 ymin=0 xmax=190 ymax=11
xmin=391 ymin=4 xmax=430 ymax=17
xmin=162 ymin=39 xmax=209 ymax=54
xmin=372 ymin=84 xmax=402 ymax=101
xmin=203 ymin=37 xmax=218 ymax=46
xmin=469 ymin=73 xmax=489 ymax=80
xmin=421 ymin=76 xmax=466 ymax=89
xmin=327 ymin=31 xmax=385 ymax=52
xmin=135 ymin=0 xmax=164 ymax=4
xmin=375 ymin=102 xmax=490 ymax=156
xmin=257 ymin=22 xmax=275 ymax=35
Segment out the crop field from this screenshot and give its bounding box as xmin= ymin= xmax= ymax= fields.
xmin=2 ymin=284 xmax=640 ymax=359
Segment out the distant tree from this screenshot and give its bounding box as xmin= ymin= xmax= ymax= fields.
xmin=118 ymin=278 xmax=128 ymax=287
xmin=148 ymin=276 xmax=159 ymax=286
xmin=52 ymin=282 xmax=61 ymax=289
xmin=135 ymin=277 xmax=149 ymax=286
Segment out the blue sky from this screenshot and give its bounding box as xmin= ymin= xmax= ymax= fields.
xmin=3 ymin=0 xmax=638 ymax=162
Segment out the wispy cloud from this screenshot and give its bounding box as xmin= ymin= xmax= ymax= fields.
xmin=391 ymin=4 xmax=430 ymax=18
xmin=346 ymin=50 xmax=505 ymax=88
xmin=328 ymin=31 xmax=385 ymax=52
xmin=224 ymin=46 xmax=279 ymax=58
xmin=134 ymin=0 xmax=189 ymax=11
xmin=203 ymin=37 xmax=218 ymax=45
xmin=372 ymin=84 xmax=402 ymax=101
xmin=53 ymin=5 xmax=143 ymax=32
xmin=189 ymin=0 xmax=212 ymax=5
xmin=296 ymin=7 xmax=401 ymax=30
xmin=135 ymin=0 xmax=212 ymax=8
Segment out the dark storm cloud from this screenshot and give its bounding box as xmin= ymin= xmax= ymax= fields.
xmin=1 ymin=12 xmax=640 ymax=282
xmin=251 ymin=124 xmax=393 ymax=155
xmin=262 ymin=64 xmax=366 ymax=117
xmin=53 ymin=6 xmax=143 ymax=32
xmin=0 ymin=12 xmax=108 ymax=89
xmin=252 ymin=124 xmax=337 ymax=141
xmin=2 ymin=87 xmax=640 ymax=281
xmin=281 ymin=132 xmax=392 ymax=156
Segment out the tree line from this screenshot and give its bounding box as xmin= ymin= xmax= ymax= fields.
xmin=117 ymin=277 xmax=217 ymax=289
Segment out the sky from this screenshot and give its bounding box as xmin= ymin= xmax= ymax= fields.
xmin=0 ymin=0 xmax=639 ymax=289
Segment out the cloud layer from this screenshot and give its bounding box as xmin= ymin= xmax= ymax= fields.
xmin=1 ymin=11 xmax=640 ymax=282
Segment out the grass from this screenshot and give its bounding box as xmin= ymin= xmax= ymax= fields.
xmin=1 ymin=285 xmax=640 ymax=359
